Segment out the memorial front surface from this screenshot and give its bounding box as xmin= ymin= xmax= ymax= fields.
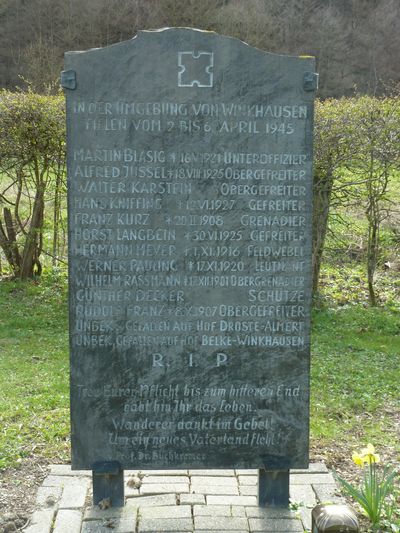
xmin=65 ymin=28 xmax=316 ymax=469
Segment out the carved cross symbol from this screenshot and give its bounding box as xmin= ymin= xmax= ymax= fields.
xmin=178 ymin=51 xmax=214 ymax=87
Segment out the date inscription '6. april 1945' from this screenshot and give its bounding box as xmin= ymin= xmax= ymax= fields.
xmin=64 ymin=28 xmax=317 ymax=470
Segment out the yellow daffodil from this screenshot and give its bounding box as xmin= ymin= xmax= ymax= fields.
xmin=338 ymin=443 xmax=397 ymax=529
xmin=364 ymin=452 xmax=380 ymax=464
xmin=354 ymin=443 xmax=380 ymax=464
xmin=362 ymin=443 xmax=380 ymax=463
xmin=352 ymin=452 xmax=365 ymax=467
xmin=361 ymin=443 xmax=376 ymax=456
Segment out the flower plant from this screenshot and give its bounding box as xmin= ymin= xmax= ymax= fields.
xmin=335 ymin=444 xmax=398 ymax=531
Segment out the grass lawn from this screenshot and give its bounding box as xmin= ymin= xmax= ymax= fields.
xmin=0 ymin=274 xmax=70 ymax=468
xmin=311 ymin=305 xmax=400 ymax=455
xmin=0 ymin=273 xmax=399 ymax=470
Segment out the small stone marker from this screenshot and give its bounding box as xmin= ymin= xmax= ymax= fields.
xmin=312 ymin=504 xmax=359 ymax=532
xmin=63 ymin=28 xmax=317 ymax=505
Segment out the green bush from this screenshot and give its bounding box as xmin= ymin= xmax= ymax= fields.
xmin=0 ymin=89 xmax=66 ymax=279
xmin=313 ymin=95 xmax=400 ymax=305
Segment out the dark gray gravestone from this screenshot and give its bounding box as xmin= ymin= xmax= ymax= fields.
xmin=64 ymin=29 xmax=317 ymax=476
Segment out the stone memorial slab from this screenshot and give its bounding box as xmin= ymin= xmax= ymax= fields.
xmin=64 ymin=28 xmax=316 ymax=470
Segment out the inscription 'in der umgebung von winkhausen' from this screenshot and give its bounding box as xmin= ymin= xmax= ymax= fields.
xmin=66 ymin=32 xmax=314 ymax=468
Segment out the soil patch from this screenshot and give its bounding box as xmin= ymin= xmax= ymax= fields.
xmin=0 ymin=459 xmax=49 ymax=532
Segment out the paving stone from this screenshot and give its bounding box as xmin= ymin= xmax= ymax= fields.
xmin=126 ymin=493 xmax=177 ymax=507
xmin=235 ymin=469 xmax=258 ymax=475
xmin=290 ymin=473 xmax=335 ymax=485
xmin=34 ymin=485 xmax=62 ymax=508
xmin=105 ymin=517 xmax=137 ymax=533
xmin=23 ymin=509 xmax=55 ymax=533
xmin=248 ymin=517 xmax=304 ymax=532
xmin=143 ymin=475 xmax=189 ymax=484
xmin=292 ymin=462 xmax=328 ymax=474
xmin=124 ymin=470 xmax=144 ymax=483
xmin=50 ymin=464 xmax=91 ymax=476
xmin=122 ymin=521 xmax=142 ymax=533
xmin=245 ymin=507 xmax=296 ymax=519
xmin=42 ymin=475 xmax=67 ymax=487
xmin=42 ymin=475 xmax=88 ymax=488
xmin=125 ymin=484 xmax=140 ymax=497
xmin=84 ymin=505 xmax=135 ymax=520
xmin=179 ymin=493 xmax=206 ymax=505
xmin=81 ymin=518 xmax=136 ymax=533
xmin=50 ymin=464 xmax=71 ymax=475
xmin=59 ymin=483 xmax=88 ymax=509
xmin=239 ymin=485 xmax=258 ymax=496
xmin=193 ymin=504 xmax=247 ymax=517
xmin=299 ymin=507 xmax=312 ymax=531
xmin=191 ymin=476 xmax=238 ymax=486
xmin=28 ymin=465 xmax=344 ymax=533
xmin=140 ymin=483 xmax=189 ymax=495
xmin=194 ymin=516 xmax=249 ymax=530
xmin=140 ymin=506 xmax=192 ymax=519
xmin=81 ymin=519 xmax=124 ymax=533
xmin=189 ymin=469 xmax=235 ymax=476
xmin=193 ymin=505 xmax=232 ymax=516
xmin=65 ymin=476 xmax=91 ymax=488
xmin=207 ymin=495 xmax=257 ymax=506
xmin=312 ymin=483 xmax=344 ymax=504
xmin=238 ymin=475 xmax=258 ymax=486
xmin=140 ymin=470 xmax=188 ymax=476
xmin=80 ymin=520 xmax=108 ymax=533
xmin=191 ymin=484 xmax=239 ymax=495
xmin=232 ymin=506 xmax=247 ymax=517
xmin=53 ymin=509 xmax=82 ymax=533
xmin=290 ymin=483 xmax=317 ymax=506
xmin=138 ymin=517 xmax=193 ymax=532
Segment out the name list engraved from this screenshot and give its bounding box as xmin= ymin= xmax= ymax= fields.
xmin=70 ymin=139 xmax=309 ymax=352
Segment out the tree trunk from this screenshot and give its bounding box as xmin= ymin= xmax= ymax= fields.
xmin=366 ymin=206 xmax=379 ymax=306
xmin=0 ymin=208 xmax=22 ymax=277
xmin=20 ymin=188 xmax=45 ymax=280
xmin=312 ymin=169 xmax=334 ymax=294
xmin=52 ymin=169 xmax=62 ymax=266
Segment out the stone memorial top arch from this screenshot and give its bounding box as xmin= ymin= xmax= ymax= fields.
xmin=64 ymin=28 xmax=317 ymax=479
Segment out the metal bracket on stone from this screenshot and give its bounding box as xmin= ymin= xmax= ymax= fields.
xmin=303 ymin=71 xmax=319 ymax=91
xmin=258 ymin=469 xmax=290 ymax=507
xmin=60 ymin=69 xmax=77 ymax=90
xmin=92 ymin=460 xmax=124 ymax=507
xmin=258 ymin=455 xmax=290 ymax=507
